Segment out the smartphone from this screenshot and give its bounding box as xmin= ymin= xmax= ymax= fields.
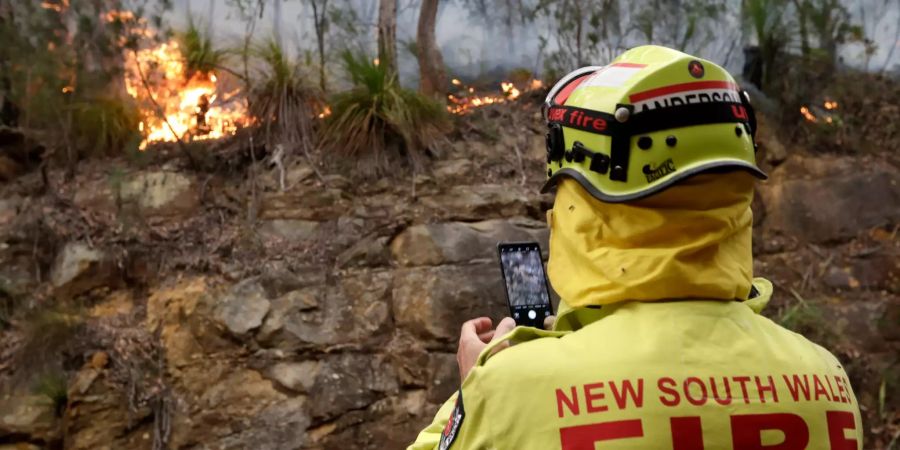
xmin=497 ymin=242 xmax=554 ymax=328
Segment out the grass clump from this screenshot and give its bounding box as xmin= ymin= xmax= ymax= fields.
xmin=68 ymin=96 xmax=142 ymax=157
xmin=322 ymin=52 xmax=450 ymax=174
xmin=32 ymin=371 xmax=69 ymax=417
xmin=248 ymin=38 xmax=322 ymax=152
xmin=180 ymin=19 xmax=227 ymax=78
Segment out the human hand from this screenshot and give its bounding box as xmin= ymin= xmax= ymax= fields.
xmin=543 ymin=315 xmax=557 ymax=330
xmin=457 ymin=317 xmax=516 ymax=381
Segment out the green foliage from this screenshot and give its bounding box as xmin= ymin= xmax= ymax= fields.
xmin=322 ymin=52 xmax=449 ymax=173
xmin=68 ymin=97 xmax=142 ymax=157
xmin=181 ymin=19 xmax=226 ymax=77
xmin=743 ymin=0 xmax=793 ymax=89
xmin=774 ymin=292 xmax=833 ymax=344
xmin=15 ymin=306 xmax=85 ymax=376
xmin=0 ymin=1 xmax=168 ymax=159
xmin=32 ymin=371 xmax=69 ymax=418
xmin=633 ymin=0 xmax=726 ymax=52
xmin=0 ymin=277 xmax=20 ymax=330
xmin=248 ymin=38 xmax=323 ymax=148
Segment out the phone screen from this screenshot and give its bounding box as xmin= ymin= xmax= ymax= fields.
xmin=498 ymin=242 xmax=553 ymax=328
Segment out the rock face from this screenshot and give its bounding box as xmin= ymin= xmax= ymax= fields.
xmin=214 ymin=279 xmax=271 ymax=335
xmin=49 ymin=242 xmax=117 ymax=297
xmin=119 ymin=171 xmax=199 ymax=216
xmin=0 ymin=394 xmax=59 ymax=444
xmin=393 ymin=264 xmax=508 ymax=341
xmin=391 ymin=218 xmax=548 ymax=266
xmin=758 ymin=156 xmax=900 ymax=243
xmin=7 ymin=101 xmax=896 ymax=450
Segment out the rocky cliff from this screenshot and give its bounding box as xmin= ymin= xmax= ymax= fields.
xmin=0 ymin=103 xmax=897 ymax=449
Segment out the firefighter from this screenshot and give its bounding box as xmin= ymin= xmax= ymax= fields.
xmin=408 ymin=45 xmax=862 ymax=450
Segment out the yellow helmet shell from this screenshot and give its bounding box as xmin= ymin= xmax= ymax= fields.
xmin=542 ymin=45 xmax=767 ymax=202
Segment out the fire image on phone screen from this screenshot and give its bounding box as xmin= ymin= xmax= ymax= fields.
xmin=498 ymin=243 xmax=553 ymax=328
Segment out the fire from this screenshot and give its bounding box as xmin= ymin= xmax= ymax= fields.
xmin=447 ymin=79 xmax=541 ymax=115
xmin=501 ymin=82 xmax=520 ymax=100
xmin=317 ymin=105 xmax=332 ymax=119
xmin=800 ymin=106 xmax=817 ymax=123
xmin=824 ymin=100 xmax=838 ymax=110
xmin=124 ymin=40 xmax=249 ymax=150
xmin=40 ymin=1 xmax=67 ymax=12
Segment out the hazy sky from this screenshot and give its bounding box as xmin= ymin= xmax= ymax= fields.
xmin=164 ymin=0 xmax=899 ymax=81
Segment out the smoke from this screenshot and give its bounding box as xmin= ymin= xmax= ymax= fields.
xmin=163 ymin=0 xmax=898 ymax=87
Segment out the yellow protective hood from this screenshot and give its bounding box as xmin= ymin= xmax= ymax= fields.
xmin=547 ymin=172 xmax=755 ymax=310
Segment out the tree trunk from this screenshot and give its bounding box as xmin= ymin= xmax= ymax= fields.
xmin=377 ymin=0 xmax=398 ymax=79
xmin=417 ymin=0 xmax=447 ymax=96
xmin=311 ymin=0 xmax=329 ymax=91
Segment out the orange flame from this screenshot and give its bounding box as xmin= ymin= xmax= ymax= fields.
xmin=824 ymin=100 xmax=838 ymax=110
xmin=800 ymin=106 xmax=817 ymax=123
xmin=124 ymin=40 xmax=249 ymax=150
xmin=447 ymin=79 xmax=540 ymax=114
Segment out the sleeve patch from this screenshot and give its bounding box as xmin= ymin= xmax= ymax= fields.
xmin=439 ymin=389 xmax=465 ymax=450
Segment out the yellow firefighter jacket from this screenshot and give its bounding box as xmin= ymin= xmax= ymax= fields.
xmin=408 ymin=286 xmax=863 ymax=449
xmin=408 ymin=175 xmax=863 ymax=449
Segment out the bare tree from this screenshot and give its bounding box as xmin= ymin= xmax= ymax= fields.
xmin=378 ymin=0 xmax=398 ymax=78
xmin=417 ymin=0 xmax=447 ymax=96
xmin=309 ymin=0 xmax=329 ymax=91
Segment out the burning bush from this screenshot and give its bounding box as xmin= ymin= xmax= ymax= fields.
xmin=322 ymin=52 xmax=449 ymax=174
xmin=124 ymin=38 xmax=250 ymax=150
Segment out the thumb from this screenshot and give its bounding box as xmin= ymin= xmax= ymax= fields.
xmin=490 ymin=317 xmax=517 ymax=344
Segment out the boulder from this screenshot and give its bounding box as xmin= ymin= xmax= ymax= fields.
xmin=0 ymin=155 xmax=23 ymax=182
xmin=0 ymin=195 xmax=20 ymax=227
xmin=119 ymin=170 xmax=199 ymax=216
xmin=306 ymin=354 xmax=399 ymax=421
xmin=420 ymin=184 xmax=534 ymax=221
xmin=336 ymin=235 xmax=391 ymax=268
xmin=433 ymin=159 xmax=473 ymax=185
xmin=165 ymin=367 xmax=290 ymax=447
xmin=0 ymin=393 xmax=60 ymax=444
xmin=260 ymin=188 xmax=348 ymax=221
xmin=213 ymin=279 xmax=271 ymax=335
xmin=758 ymin=156 xmax=900 ymax=243
xmin=392 ymin=263 xmax=508 ymax=341
xmin=386 ymin=332 xmax=430 ymax=388
xmin=258 ymin=270 xmax=393 ymax=348
xmin=268 ymin=361 xmax=321 ymax=393
xmin=49 ymin=242 xmax=118 ymax=298
xmin=210 ymin=397 xmax=310 ymax=450
xmin=313 ymin=392 xmax=429 ymax=450
xmin=65 ymin=372 xmax=153 ymax=450
xmin=391 ymin=218 xmax=548 ymax=266
xmin=258 ymin=219 xmax=319 ymax=242
xmin=426 ymin=353 xmax=459 ymax=403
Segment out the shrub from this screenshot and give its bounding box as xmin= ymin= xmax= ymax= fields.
xmin=247 ymin=38 xmax=322 ymax=152
xmin=322 ymin=52 xmax=449 ymax=174
xmin=32 ymin=371 xmax=69 ymax=417
xmin=68 ymin=96 xmax=142 ymax=158
xmin=14 ymin=307 xmax=86 ymax=381
xmin=181 ymin=19 xmax=227 ymax=78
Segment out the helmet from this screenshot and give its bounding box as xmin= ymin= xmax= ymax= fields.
xmin=542 ymin=45 xmax=767 ymax=202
